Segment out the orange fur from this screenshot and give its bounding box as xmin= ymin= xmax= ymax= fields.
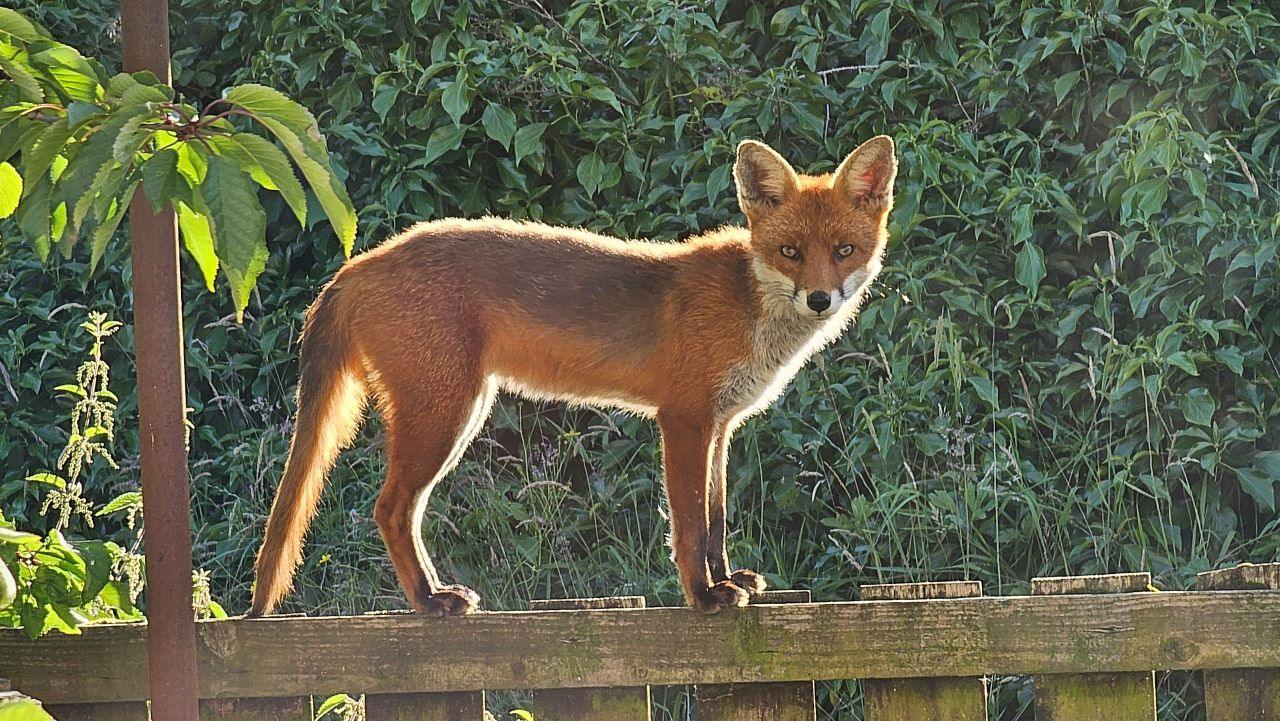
xmin=249 ymin=136 xmax=897 ymax=616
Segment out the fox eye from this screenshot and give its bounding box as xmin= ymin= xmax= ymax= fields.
xmin=780 ymin=245 xmax=799 ymax=259
xmin=837 ymin=244 xmax=854 ymax=258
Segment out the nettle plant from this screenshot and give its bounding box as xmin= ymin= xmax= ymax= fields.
xmin=0 ymin=7 xmax=356 ymax=318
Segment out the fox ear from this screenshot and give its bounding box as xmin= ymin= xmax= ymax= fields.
xmin=734 ymin=140 xmax=799 ymax=222
xmin=834 ymin=135 xmax=897 ymax=214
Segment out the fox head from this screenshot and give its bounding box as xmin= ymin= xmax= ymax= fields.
xmin=734 ymin=136 xmax=896 ymax=319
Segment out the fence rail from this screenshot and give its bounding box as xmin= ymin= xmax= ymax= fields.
xmin=2 ymin=565 xmax=1278 ymax=720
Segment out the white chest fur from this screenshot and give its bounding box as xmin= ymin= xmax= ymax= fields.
xmin=716 ymin=259 xmax=881 ymax=420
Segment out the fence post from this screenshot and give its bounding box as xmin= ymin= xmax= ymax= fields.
xmin=860 ymin=581 xmax=987 ymax=721
xmin=695 ymin=589 xmax=816 ymax=721
xmin=1197 ymin=563 xmax=1280 ymax=721
xmin=1032 ymin=573 xmax=1156 ymax=721
xmin=530 ymin=596 xmax=651 ymax=721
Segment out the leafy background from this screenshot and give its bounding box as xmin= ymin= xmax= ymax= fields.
xmin=3 ymin=0 xmax=1279 ymax=718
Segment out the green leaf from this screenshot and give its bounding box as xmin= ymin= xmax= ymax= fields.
xmin=88 ymin=179 xmax=136 ymax=272
xmin=513 ymin=122 xmax=547 ymax=168
xmin=231 ymin=102 xmax=356 ymax=255
xmin=24 ymin=472 xmax=65 ymax=488
xmin=577 ymin=152 xmax=605 ymax=196
xmin=223 ymin=83 xmax=318 ymax=134
xmin=0 ymin=696 xmax=56 ymax=721
xmin=0 ymin=54 xmax=44 ymax=102
xmin=1236 ymin=467 xmax=1276 ymax=512
xmin=0 ymin=161 xmax=21 ymax=218
xmin=1165 ymin=351 xmax=1198 ymax=376
xmin=0 ymin=556 xmax=15 ymax=611
xmin=98 ymin=579 xmax=136 ymax=614
xmin=111 ymin=112 xmax=156 ymax=162
xmin=206 ymin=133 xmax=307 ymax=227
xmin=315 ymin=695 xmax=349 ymax=717
xmin=176 ymin=200 xmax=218 ymax=292
xmin=481 ymin=102 xmax=517 ymax=150
xmin=75 ymin=540 xmax=113 ymax=602
xmin=15 ymin=169 xmax=51 ymax=258
xmin=421 ymin=124 xmax=466 ymax=166
xmin=97 ymin=491 xmax=142 ymax=516
xmin=969 ymin=376 xmax=998 ymax=405
xmin=199 ymin=155 xmax=268 ymax=319
xmin=0 ymin=527 xmax=40 ymax=546
xmin=441 ymin=69 xmax=471 ymax=126
xmin=21 ymin=118 xmax=72 ymax=197
xmin=0 ymin=8 xmax=47 ymax=43
xmin=1179 ymin=387 xmax=1216 ymax=426
xmin=141 ymin=148 xmax=181 ymax=213
xmin=1014 ymin=242 xmax=1046 ymax=294
xmin=585 ymin=86 xmax=624 ymax=113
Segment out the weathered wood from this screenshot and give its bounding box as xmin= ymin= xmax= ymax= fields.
xmin=1198 ymin=563 xmax=1280 ymax=721
xmin=531 ymin=597 xmax=650 ymax=721
xmin=198 ymin=696 xmax=310 ymax=720
xmin=861 ymin=581 xmax=987 ymax=721
xmin=1032 ymin=573 xmax=1156 ymax=721
xmin=5 ymin=591 xmax=1280 ymax=703
xmin=696 ymin=590 xmax=816 ymax=721
xmin=42 ymin=702 xmax=149 ymax=721
xmin=366 ymin=692 xmax=487 ymax=721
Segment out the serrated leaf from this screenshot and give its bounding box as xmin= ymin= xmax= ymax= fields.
xmin=0 ymin=8 xmax=46 ymax=43
xmin=206 ymin=133 xmax=307 ymax=227
xmin=97 ymin=491 xmax=142 ymax=516
xmin=0 ymin=161 xmax=20 ymax=218
xmin=176 ymin=200 xmax=218 ymax=292
xmin=199 ymin=155 xmax=267 ymax=319
xmin=111 ymin=111 xmax=155 ymax=162
xmin=224 ymin=83 xmax=319 ymax=135
xmin=238 ymin=110 xmax=355 ymax=255
xmin=481 ymin=102 xmax=516 ymax=150
xmin=88 ymin=179 xmax=135 ymax=272
xmin=141 ymin=148 xmax=180 ymax=213
xmin=24 ymin=472 xmax=65 ymax=487
xmin=0 ymin=53 xmax=44 ymax=102
xmin=21 ymin=118 xmax=72 ymax=197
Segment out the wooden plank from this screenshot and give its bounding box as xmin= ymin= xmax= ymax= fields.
xmin=532 ymin=597 xmax=650 ymax=721
xmin=366 ymin=691 xmax=486 ymax=721
xmin=42 ymin=703 xmax=149 ymax=720
xmin=861 ymin=581 xmax=987 ymax=721
xmin=696 ymin=590 xmax=816 ymax=721
xmin=5 ymin=591 xmax=1280 ymax=702
xmin=1198 ymin=563 xmax=1280 ymax=721
xmin=199 ymin=696 xmax=310 ymax=720
xmin=1032 ymin=573 xmax=1156 ymax=721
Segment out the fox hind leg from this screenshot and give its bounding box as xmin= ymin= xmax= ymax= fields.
xmin=374 ymin=373 xmax=496 ymax=616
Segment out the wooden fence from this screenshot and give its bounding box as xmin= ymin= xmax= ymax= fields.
xmin=1 ymin=564 xmax=1278 ymax=720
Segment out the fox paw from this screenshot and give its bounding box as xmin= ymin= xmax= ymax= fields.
xmin=694 ymin=580 xmax=750 ymax=614
xmin=730 ymin=569 xmax=767 ymax=596
xmin=415 ymin=584 xmax=480 ymax=617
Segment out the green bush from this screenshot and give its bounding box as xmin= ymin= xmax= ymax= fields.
xmin=3 ymin=0 xmax=1279 ymax=718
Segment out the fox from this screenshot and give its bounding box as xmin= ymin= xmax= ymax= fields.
xmin=248 ymin=135 xmax=897 ymax=617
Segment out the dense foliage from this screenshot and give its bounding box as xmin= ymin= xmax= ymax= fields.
xmin=2 ymin=0 xmax=1278 ymax=718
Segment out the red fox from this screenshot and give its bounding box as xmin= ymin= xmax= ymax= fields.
xmin=249 ymin=136 xmax=896 ymax=616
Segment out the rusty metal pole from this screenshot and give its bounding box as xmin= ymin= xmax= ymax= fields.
xmin=120 ymin=0 xmax=200 ymax=719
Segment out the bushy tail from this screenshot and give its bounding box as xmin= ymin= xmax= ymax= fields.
xmin=249 ymin=282 xmax=365 ymax=616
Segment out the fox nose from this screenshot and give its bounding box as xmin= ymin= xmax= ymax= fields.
xmin=806 ymin=291 xmax=831 ymax=313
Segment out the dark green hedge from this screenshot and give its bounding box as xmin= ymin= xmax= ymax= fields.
xmin=2 ymin=1 xmax=1278 ymax=716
